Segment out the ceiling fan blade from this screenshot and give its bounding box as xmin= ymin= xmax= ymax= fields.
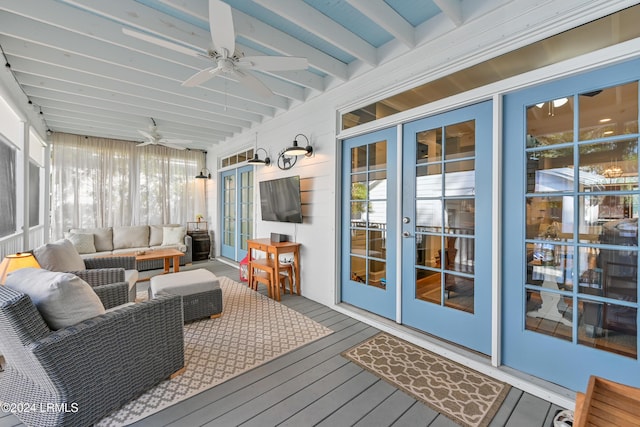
xmin=160 ymin=142 xmax=187 ymax=150
xmin=137 ymin=130 xmax=155 ymax=140
xmin=181 ymin=66 xmax=222 ymax=87
xmin=234 ymin=69 xmax=273 ymax=98
xmin=209 ymin=0 xmax=235 ymax=57
xmin=123 ymin=28 xmax=200 ymax=58
xmin=238 ymin=56 xmax=308 ymax=71
xmin=137 ymin=141 xmax=155 ymax=147
xmin=159 ymin=139 xmax=192 ymax=145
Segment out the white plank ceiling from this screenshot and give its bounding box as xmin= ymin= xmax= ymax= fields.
xmin=0 ymin=0 xmax=510 ymax=151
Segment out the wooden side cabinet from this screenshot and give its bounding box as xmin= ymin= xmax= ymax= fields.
xmin=188 ymin=230 xmax=211 ymax=261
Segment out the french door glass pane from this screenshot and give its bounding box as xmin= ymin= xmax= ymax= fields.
xmin=349 ymin=140 xmax=388 ymax=289
xmin=578 ymin=139 xmax=638 ymax=190
xmin=416 ymin=129 xmax=442 ymax=163
xmin=578 ymin=82 xmax=638 ymax=140
xmin=444 ymin=120 xmax=475 ymax=160
xmin=416 ymin=268 xmax=441 ymax=304
xmin=416 ymin=164 xmax=442 ymax=197
xmin=527 ymin=148 xmax=575 ymax=193
xmin=526 ymin=97 xmax=574 ymax=146
xmin=223 ymin=175 xmax=236 ymax=248
xmin=414 ymin=121 xmax=476 ymax=313
xmin=524 ymin=80 xmax=639 ymax=359
xmin=444 ymin=273 xmax=473 ymax=313
xmin=577 ymin=299 xmax=637 ymax=359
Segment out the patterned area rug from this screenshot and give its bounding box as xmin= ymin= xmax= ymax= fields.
xmin=98 ymin=277 xmax=333 ymax=426
xmin=342 ymin=333 xmax=510 ymax=427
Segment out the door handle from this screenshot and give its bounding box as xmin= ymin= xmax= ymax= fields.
xmin=403 ymin=231 xmax=410 ymax=238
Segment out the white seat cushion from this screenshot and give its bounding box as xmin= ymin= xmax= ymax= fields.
xmin=124 ymin=269 xmax=138 ymax=293
xmin=150 ymin=268 xmax=218 ymax=297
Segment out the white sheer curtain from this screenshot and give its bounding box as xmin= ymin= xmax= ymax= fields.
xmin=50 ymin=133 xmax=205 ymax=239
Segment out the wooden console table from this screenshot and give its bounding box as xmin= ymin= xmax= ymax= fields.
xmin=247 ymin=238 xmax=301 ymax=297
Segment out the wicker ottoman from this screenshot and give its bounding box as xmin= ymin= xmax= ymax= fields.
xmin=149 ymin=268 xmax=223 ymax=322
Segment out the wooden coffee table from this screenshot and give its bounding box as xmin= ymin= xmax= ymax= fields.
xmin=132 ymin=248 xmax=184 ymax=275
xmin=96 ymin=248 xmax=185 ymax=282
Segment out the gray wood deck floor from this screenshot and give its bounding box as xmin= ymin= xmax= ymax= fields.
xmin=0 ymin=259 xmax=564 ymax=427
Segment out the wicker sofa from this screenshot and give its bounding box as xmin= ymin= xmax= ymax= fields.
xmin=67 ymin=224 xmax=192 ymax=271
xmin=0 ymin=281 xmax=184 ymax=427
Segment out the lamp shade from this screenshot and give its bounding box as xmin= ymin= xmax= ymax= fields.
xmin=247 ymin=148 xmax=271 ymax=165
xmin=283 ymin=141 xmax=309 ymax=156
xmin=247 ymin=154 xmax=266 ymax=164
xmin=0 ymin=252 xmax=41 ymax=284
xmin=195 ymin=168 xmax=211 ymax=179
xmin=284 ymin=134 xmax=313 ymax=157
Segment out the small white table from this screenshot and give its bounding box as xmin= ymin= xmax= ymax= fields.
xmin=527 ymin=265 xmax=572 ymax=326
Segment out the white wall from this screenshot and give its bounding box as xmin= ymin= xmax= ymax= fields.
xmin=211 ymin=0 xmax=639 ymax=308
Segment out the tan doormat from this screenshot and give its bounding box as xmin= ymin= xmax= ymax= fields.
xmin=342 ymin=332 xmax=510 ymax=427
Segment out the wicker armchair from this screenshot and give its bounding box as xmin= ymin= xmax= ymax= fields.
xmin=65 ymin=256 xmax=138 ymax=302
xmin=0 ymin=286 xmax=184 ymax=427
xmin=87 ymin=279 xmax=130 ymax=309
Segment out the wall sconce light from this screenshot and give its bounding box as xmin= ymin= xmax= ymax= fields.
xmin=195 ymin=168 xmax=211 ymax=179
xmin=283 ymin=134 xmax=313 ymax=157
xmin=247 ymin=148 xmax=271 ymax=166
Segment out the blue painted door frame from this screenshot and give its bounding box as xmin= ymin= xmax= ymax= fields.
xmin=341 ymin=127 xmax=398 ymax=320
xmin=220 ymin=165 xmax=253 ymax=261
xmin=402 ymin=101 xmax=493 ymax=355
xmin=341 ymin=102 xmax=493 ymax=355
xmin=503 ymin=58 xmax=640 ymax=391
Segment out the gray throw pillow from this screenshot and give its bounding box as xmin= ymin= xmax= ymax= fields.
xmin=162 ymin=226 xmax=185 ymax=246
xmin=33 ymin=239 xmax=86 ymax=272
xmin=5 ymin=268 xmax=106 ymax=330
xmin=64 ymin=232 xmax=96 ymax=254
xmin=113 ymin=225 xmax=149 ymax=249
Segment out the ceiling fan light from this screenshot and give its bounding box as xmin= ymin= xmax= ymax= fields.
xmin=553 ymin=97 xmax=568 ymax=107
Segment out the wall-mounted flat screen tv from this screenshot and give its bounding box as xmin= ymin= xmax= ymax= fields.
xmin=259 ymin=175 xmax=303 ymax=223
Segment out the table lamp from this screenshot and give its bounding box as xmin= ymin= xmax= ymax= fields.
xmin=0 ymin=252 xmax=41 ymax=285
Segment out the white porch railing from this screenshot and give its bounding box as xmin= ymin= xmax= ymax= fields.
xmin=0 ymin=225 xmax=46 ymax=258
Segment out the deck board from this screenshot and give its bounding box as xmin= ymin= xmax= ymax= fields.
xmin=316 ymin=379 xmax=398 ymax=426
xmin=504 ymin=392 xmax=552 ymax=427
xmin=352 ymin=389 xmax=419 ymax=427
xmin=240 ymin=358 xmax=363 ymax=427
xmin=278 ymin=370 xmax=381 ymax=427
xmin=1 ymin=259 xmax=569 ymax=427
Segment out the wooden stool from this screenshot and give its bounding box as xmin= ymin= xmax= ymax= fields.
xmin=250 ymin=258 xmax=293 ymax=301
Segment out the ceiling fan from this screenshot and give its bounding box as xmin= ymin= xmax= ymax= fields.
xmin=123 ymin=0 xmax=308 ymax=97
xmin=137 ymin=118 xmax=191 ymax=150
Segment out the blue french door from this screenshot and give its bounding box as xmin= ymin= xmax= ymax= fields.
xmin=401 ymin=101 xmax=493 ymax=354
xmin=341 ymin=103 xmax=493 ymax=355
xmin=341 ymin=127 xmax=398 ymax=320
xmin=503 ymin=59 xmax=640 ymax=391
xmin=220 ymin=165 xmax=253 ymax=261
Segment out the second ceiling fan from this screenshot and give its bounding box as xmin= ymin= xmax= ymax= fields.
xmin=137 ymin=118 xmax=192 ymax=150
xmin=124 ymin=0 xmax=308 ymax=97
